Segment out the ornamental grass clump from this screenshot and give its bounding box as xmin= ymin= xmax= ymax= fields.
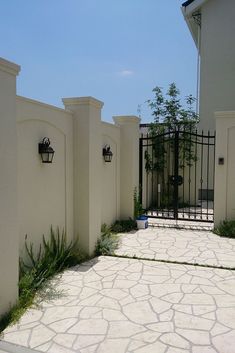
xmin=0 ymin=227 xmax=85 ymax=333
xmin=95 ymin=224 xmax=119 ymax=256
xmin=213 ymin=220 xmax=235 ymax=238
xmin=20 ymin=227 xmax=84 ymax=285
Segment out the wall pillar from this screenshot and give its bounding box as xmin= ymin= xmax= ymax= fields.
xmin=214 ymin=111 xmax=235 ymax=225
xmin=0 ymin=58 xmax=20 ymax=317
xmin=113 ymin=116 xmax=140 ymax=219
xmin=63 ymin=97 xmax=103 ymax=255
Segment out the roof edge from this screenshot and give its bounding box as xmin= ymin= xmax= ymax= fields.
xmin=182 ymin=0 xmax=195 ymax=7
xmin=181 ymin=0 xmax=208 ymax=48
xmin=182 ymin=0 xmax=208 ymax=15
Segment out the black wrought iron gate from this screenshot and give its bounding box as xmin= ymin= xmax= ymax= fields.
xmin=139 ymin=128 xmax=215 ymax=222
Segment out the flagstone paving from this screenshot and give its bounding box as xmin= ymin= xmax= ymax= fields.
xmin=1 ymin=256 xmax=235 ymax=353
xmin=115 ymin=227 xmax=235 ymax=268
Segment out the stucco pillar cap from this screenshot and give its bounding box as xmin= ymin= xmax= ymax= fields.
xmin=113 ymin=115 xmax=140 ymax=126
xmin=0 ymin=57 xmax=21 ymax=76
xmin=62 ymin=96 xmax=104 ymax=109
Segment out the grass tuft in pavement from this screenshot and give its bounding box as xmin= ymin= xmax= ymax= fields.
xmin=0 ymin=227 xmax=86 ymax=333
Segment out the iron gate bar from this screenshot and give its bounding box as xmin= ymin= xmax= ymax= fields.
xmin=194 ymin=130 xmax=198 ymax=219
xmin=146 ymin=133 xmax=149 ymax=210
xmin=200 ymin=131 xmax=204 ymax=220
xmin=189 ymin=128 xmax=192 ymax=217
xmin=139 ymin=134 xmax=143 ymax=205
xmin=212 ymin=131 xmax=216 ymax=203
xmin=207 ymin=131 xmax=210 ymax=221
xmin=151 ymin=133 xmax=154 ymax=212
xmin=173 ymin=129 xmax=179 ymax=220
xmin=182 ymin=127 xmax=186 ymax=219
xmin=167 ymin=129 xmax=171 ymax=218
xmin=162 ymin=132 xmax=165 ymax=215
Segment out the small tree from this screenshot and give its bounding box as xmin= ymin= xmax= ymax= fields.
xmin=145 ymin=83 xmax=199 ymax=173
xmin=147 ymin=82 xmax=199 ymax=132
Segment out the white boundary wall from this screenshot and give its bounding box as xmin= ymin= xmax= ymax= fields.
xmin=214 ymin=111 xmax=235 ymax=225
xmin=0 ymin=59 xmax=20 ymax=318
xmin=17 ymin=96 xmax=74 ymax=254
xmin=101 ymin=121 xmax=121 ymax=225
xmin=0 ymin=58 xmax=140 ymax=317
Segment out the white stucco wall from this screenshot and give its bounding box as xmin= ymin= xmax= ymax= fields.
xmin=16 ymin=96 xmax=138 ymax=257
xmin=101 ymin=122 xmax=120 ymax=225
xmin=16 ymin=96 xmax=74 ymax=256
xmin=199 ymin=0 xmax=235 ymax=131
xmin=214 ymin=111 xmax=235 ymax=225
xmin=0 ymin=59 xmax=20 ymax=317
xmin=0 ymin=56 xmax=140 ymax=318
xmin=63 ymin=97 xmax=103 ymax=255
xmin=114 ymin=116 xmax=140 ymax=219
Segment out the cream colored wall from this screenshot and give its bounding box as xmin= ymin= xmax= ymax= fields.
xmin=114 ymin=116 xmax=140 ymax=219
xmin=0 ymin=56 xmax=141 ymax=318
xmin=63 ymin=97 xmax=103 ymax=255
xmin=199 ymin=0 xmax=235 ymax=132
xmin=16 ymin=96 xmax=74 ymax=256
xmin=214 ymin=111 xmax=235 ymax=225
xmin=101 ymin=122 xmax=120 ymax=225
xmin=0 ymin=59 xmax=20 ymax=317
xmin=16 ymin=96 xmax=138 ymax=258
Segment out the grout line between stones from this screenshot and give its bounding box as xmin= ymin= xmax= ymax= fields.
xmin=111 ymin=254 xmax=235 ymax=272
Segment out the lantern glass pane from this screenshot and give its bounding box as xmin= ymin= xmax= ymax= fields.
xmin=41 ymin=151 xmax=54 ymax=163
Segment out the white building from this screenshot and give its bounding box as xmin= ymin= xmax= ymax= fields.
xmin=182 ymin=0 xmax=235 ymax=131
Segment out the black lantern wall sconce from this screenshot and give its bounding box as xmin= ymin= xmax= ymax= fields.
xmin=103 ymin=145 xmax=113 ymax=162
xmin=38 ymin=137 xmax=55 ymax=163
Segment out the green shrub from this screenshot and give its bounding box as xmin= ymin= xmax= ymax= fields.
xmin=213 ymin=220 xmax=235 ymax=238
xmin=111 ymin=219 xmax=137 ymax=233
xmin=95 ymin=224 xmax=119 ymax=256
xmin=101 ymin=223 xmax=111 ymax=235
xmin=20 ymin=227 xmax=84 ymax=286
xmin=0 ymin=227 xmax=85 ymax=333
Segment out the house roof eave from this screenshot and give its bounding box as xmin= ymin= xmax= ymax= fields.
xmin=181 ymin=7 xmax=200 ymax=48
xmin=182 ymin=0 xmax=196 ymax=7
xmin=182 ymin=0 xmax=208 ymax=13
xmin=181 ymin=0 xmax=208 ymax=48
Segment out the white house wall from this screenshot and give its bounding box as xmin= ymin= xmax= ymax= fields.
xmin=199 ymin=0 xmax=235 ymax=131
xmin=215 ymin=111 xmax=235 ymax=224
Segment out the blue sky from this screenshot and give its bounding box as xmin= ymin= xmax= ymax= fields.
xmin=0 ymin=0 xmax=197 ymax=123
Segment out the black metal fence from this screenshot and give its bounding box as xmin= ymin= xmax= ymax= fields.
xmin=139 ymin=127 xmax=215 ymax=222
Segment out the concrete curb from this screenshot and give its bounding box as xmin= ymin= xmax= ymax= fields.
xmin=0 ymin=341 xmax=41 ymax=353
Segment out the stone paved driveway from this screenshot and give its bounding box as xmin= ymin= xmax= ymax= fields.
xmin=115 ymin=227 xmax=235 ymax=268
xmin=1 ymin=256 xmax=235 ymax=353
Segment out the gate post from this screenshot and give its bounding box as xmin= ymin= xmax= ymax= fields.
xmin=63 ymin=97 xmax=103 ymax=255
xmin=214 ymin=111 xmax=235 ymax=225
xmin=113 ymin=116 xmax=140 ymax=219
xmin=0 ymin=58 xmax=20 ymax=317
